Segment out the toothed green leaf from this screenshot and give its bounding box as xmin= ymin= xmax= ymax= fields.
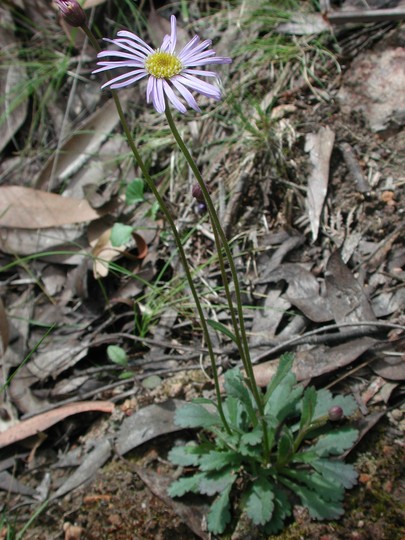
xmin=282 ymin=478 xmax=344 ymax=520
xmin=168 ymin=473 xmax=205 ymax=497
xmin=207 ymin=484 xmax=233 ymax=534
xmin=240 ymin=427 xmax=262 ymax=446
xmin=264 ymin=486 xmax=292 ymax=534
xmin=224 ymin=369 xmax=257 ymax=427
xmin=174 ymin=402 xmax=220 ymax=428
xmin=168 ymin=444 xmax=204 ymax=467
xmin=312 ymin=459 xmax=358 ymax=489
xmin=286 ymin=470 xmax=344 ymax=502
xmin=199 ymin=468 xmax=236 ymax=496
xmin=310 ymin=427 xmax=358 ymax=457
xmin=244 ymin=476 xmax=275 ymax=526
xmin=199 ymin=450 xmax=241 ymax=472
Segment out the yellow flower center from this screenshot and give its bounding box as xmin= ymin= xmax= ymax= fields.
xmin=145 ymin=51 xmax=182 ymax=79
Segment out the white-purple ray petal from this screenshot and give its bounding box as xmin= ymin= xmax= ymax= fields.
xmin=152 ymin=78 xmax=166 ymax=113
xmin=101 ymin=70 xmax=147 ymax=89
xmin=97 ymin=50 xmax=144 ymax=62
xmin=179 ymin=39 xmax=213 ymax=62
xmin=183 ymin=68 xmax=219 ymax=78
xmin=168 ymin=15 xmax=177 ymax=53
xmin=93 ymin=62 xmax=146 ymax=74
xmin=170 ymin=77 xmax=201 ymax=112
xmin=102 ymin=38 xmax=147 ymax=60
xmin=176 ymin=74 xmax=221 ymax=99
xmin=146 ymin=75 xmax=154 ymax=103
xmin=116 ymin=31 xmax=154 ymax=55
xmin=177 ymin=35 xmax=200 ymax=58
xmin=163 ymin=80 xmax=186 ymax=113
xmin=109 ymin=72 xmax=148 ymax=89
xmin=185 ymin=56 xmax=231 ymax=67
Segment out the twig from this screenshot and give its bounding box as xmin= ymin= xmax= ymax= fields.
xmin=340 ymin=142 xmax=371 ymax=193
xmin=326 ymin=7 xmax=405 ymax=24
xmin=252 ymin=320 xmax=405 ymax=364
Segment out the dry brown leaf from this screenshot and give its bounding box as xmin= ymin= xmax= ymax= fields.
xmin=35 ymin=98 xmax=122 ymax=189
xmin=325 ymin=250 xmax=376 ymax=326
xmin=90 ymin=225 xmax=148 ymax=278
xmin=0 ymin=6 xmax=28 ymax=153
xmin=0 ymin=401 xmax=114 ymax=449
xmin=305 ymin=126 xmax=335 ymax=241
xmin=251 ymin=337 xmax=376 ymax=387
xmin=0 ymin=224 xmax=86 ymax=256
xmin=91 ymin=228 xmax=123 ymax=278
xmin=0 ymin=186 xmax=104 ymax=229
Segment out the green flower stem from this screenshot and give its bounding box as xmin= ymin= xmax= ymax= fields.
xmin=82 ymin=24 xmax=231 ymax=434
xmin=164 ymin=105 xmax=270 ymax=460
xmin=293 ymin=417 xmax=329 ymax=454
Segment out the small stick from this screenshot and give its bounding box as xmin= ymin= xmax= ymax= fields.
xmin=326 ymin=7 xmax=405 ymax=24
xmin=340 ymin=142 xmax=371 ymax=193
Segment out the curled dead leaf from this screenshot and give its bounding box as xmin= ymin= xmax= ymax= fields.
xmin=0 ymin=401 xmax=114 ymax=449
xmin=0 ymin=186 xmax=105 ymax=229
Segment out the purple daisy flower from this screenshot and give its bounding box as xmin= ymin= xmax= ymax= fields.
xmin=93 ymin=15 xmax=232 ymax=114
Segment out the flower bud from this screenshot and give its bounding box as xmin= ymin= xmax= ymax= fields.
xmin=192 ymin=183 xmax=204 ymax=202
xmin=55 ymin=0 xmax=86 ymax=27
xmin=328 ymin=405 xmax=344 ymax=422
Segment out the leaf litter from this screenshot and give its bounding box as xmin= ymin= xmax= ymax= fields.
xmin=0 ymin=0 xmax=404 ymax=538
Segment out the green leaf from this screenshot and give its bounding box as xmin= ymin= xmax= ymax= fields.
xmin=312 ymin=459 xmax=358 ymax=489
xmin=107 ymin=345 xmax=128 ymax=366
xmin=199 ymin=450 xmax=241 ymax=472
xmin=207 ymin=484 xmax=233 ymax=534
xmin=310 ymin=427 xmax=358 ymax=457
xmin=244 ymin=476 xmax=275 ymax=526
xmin=174 ymin=402 xmax=221 ymax=429
xmin=146 ymin=200 xmax=159 ymax=220
xmin=126 ymin=178 xmax=145 ymax=204
xmin=119 ymin=371 xmax=134 ymax=379
xmin=168 ymin=445 xmax=203 ymax=467
xmin=277 ymin=426 xmax=294 ymax=466
xmin=110 ymin=223 xmax=133 ymax=247
xmin=283 ymin=478 xmax=345 ymax=520
xmin=285 ymin=470 xmax=344 ymax=502
xmin=300 ymin=386 xmax=317 ymax=430
xmin=240 ymin=427 xmax=262 ymax=446
xmin=168 ymin=472 xmax=205 ymax=497
xmin=199 ymin=468 xmax=236 ymax=496
xmin=313 ymin=389 xmax=358 ymax=420
xmin=264 ymin=352 xmax=294 ymax=401
xmin=263 ymin=486 xmax=292 ymax=534
xmin=192 ymin=397 xmax=217 ymax=406
xmin=223 ymin=395 xmax=246 ymax=430
xmin=207 ymin=319 xmax=238 ymax=344
xmin=224 ymin=369 xmax=257 ymax=427
xmin=264 ymin=374 xmax=302 ymax=422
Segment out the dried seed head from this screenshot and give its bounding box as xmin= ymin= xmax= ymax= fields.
xmin=55 ymin=0 xmax=86 ymax=27
xmin=328 ymin=405 xmax=344 ymax=421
